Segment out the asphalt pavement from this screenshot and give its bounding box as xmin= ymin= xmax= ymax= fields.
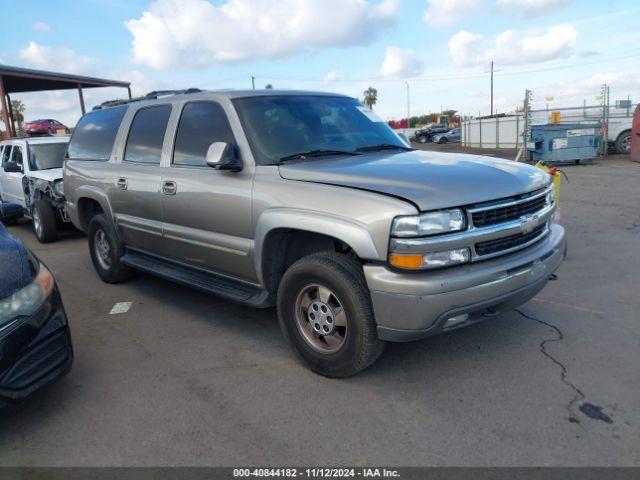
xmin=1 ymin=154 xmax=638 ymax=466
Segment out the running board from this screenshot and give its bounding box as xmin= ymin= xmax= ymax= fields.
xmin=121 ymin=250 xmax=274 ymax=308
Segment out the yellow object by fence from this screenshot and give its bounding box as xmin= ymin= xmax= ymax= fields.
xmin=535 ymin=162 xmax=561 ymax=205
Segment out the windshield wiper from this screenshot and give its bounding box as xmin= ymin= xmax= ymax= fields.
xmin=355 ymin=144 xmax=413 ymax=152
xmin=278 ymin=149 xmax=360 ymax=163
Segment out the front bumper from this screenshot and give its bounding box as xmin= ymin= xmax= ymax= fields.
xmin=0 ymin=285 xmax=73 ymax=403
xmin=366 ymin=223 xmax=566 ymax=342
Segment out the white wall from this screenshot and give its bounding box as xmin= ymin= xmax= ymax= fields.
xmin=461 ymin=104 xmax=635 ymax=149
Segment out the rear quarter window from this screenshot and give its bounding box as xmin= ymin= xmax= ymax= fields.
xmin=67 ymin=106 xmax=127 ymax=161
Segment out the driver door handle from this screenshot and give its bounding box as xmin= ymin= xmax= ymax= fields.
xmin=116 ymin=177 xmax=128 ymax=190
xmin=162 ymin=180 xmax=177 ymax=195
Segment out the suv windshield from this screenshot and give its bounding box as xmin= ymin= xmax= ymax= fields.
xmin=233 ymin=95 xmax=408 ymax=165
xmin=28 ymin=142 xmax=68 ymax=171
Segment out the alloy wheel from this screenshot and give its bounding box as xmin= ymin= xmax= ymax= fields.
xmin=294 ymin=283 xmax=348 ymax=353
xmin=94 ymin=229 xmax=112 ymax=270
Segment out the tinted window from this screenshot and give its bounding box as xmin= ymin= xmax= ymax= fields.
xmin=233 ymin=95 xmax=405 ymax=165
xmin=173 ymin=102 xmax=235 ymax=167
xmin=68 ymin=106 xmax=127 ymax=161
xmin=124 ymin=105 xmax=172 ymax=164
xmin=29 ymin=142 xmax=69 ymax=171
xmin=11 ymin=146 xmax=23 ymax=165
xmin=1 ymin=146 xmax=9 ymax=167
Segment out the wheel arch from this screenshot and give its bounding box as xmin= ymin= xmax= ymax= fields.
xmin=255 ymin=209 xmax=380 ymax=293
xmin=76 ymin=190 xmax=112 ymax=232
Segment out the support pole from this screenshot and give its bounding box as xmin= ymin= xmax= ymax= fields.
xmin=127 ymin=86 xmax=132 ymax=99
xmin=6 ymin=94 xmax=16 ymax=137
xmin=78 ymin=83 xmax=86 ymax=115
xmin=0 ymin=75 xmax=12 ymax=139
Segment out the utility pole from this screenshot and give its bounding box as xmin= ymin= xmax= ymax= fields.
xmin=490 ymin=61 xmax=494 ymax=117
xmin=515 ymin=89 xmax=532 ymax=162
xmin=251 ymin=76 xmax=256 ymax=90
xmin=484 ymin=61 xmax=500 ymax=116
xmin=405 ymin=81 xmax=410 ymax=129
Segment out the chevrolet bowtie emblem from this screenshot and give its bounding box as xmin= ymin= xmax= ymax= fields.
xmin=520 ymin=214 xmax=539 ymax=234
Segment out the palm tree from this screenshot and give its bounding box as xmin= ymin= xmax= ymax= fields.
xmin=363 ymin=87 xmax=378 ymax=110
xmin=11 ymin=99 xmax=26 ymax=133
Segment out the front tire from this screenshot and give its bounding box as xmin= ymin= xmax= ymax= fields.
xmin=277 ymin=252 xmax=385 ymax=377
xmin=88 ymin=214 xmax=134 ymax=283
xmin=418 ymin=135 xmax=427 ymax=144
xmin=32 ymin=199 xmax=58 ymax=243
xmin=615 ymin=131 xmax=631 ymax=154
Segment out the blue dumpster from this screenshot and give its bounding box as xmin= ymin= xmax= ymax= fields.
xmin=527 ymin=123 xmax=599 ymax=164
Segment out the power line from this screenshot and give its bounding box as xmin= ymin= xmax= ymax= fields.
xmin=246 ymin=50 xmax=640 ymax=85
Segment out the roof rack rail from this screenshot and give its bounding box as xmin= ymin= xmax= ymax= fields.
xmin=92 ymin=88 xmax=202 ymax=110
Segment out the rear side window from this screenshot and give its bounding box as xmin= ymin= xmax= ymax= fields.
xmin=68 ymin=106 xmax=127 ymax=161
xmin=1 ymin=146 xmax=10 ymax=167
xmin=124 ymin=105 xmax=172 ymax=164
xmin=173 ymin=102 xmax=235 ymax=167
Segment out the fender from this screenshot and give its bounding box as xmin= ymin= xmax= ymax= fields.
xmin=253 ymin=208 xmax=381 ymax=286
xmin=72 ymin=185 xmax=115 ymax=231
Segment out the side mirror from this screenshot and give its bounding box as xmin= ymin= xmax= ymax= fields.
xmin=4 ymin=161 xmax=22 ymax=173
xmin=206 ymin=142 xmax=242 ymax=172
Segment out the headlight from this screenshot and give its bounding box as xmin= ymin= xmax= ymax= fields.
xmin=53 ymin=180 xmax=64 ymax=197
xmin=389 ymin=248 xmax=471 ymax=270
xmin=392 ymin=209 xmax=466 ymax=237
xmin=0 ymin=263 xmax=54 ymax=329
xmin=545 ymin=184 xmax=555 ymax=206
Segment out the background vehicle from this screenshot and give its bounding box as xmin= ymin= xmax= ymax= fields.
xmin=433 ymin=127 xmax=461 ymax=144
xmin=64 ymin=89 xmax=565 ymax=377
xmin=0 ymin=222 xmax=73 ymax=406
xmin=24 ymin=119 xmax=70 ymax=136
xmin=412 ymin=124 xmax=450 ymax=143
xmin=0 ymin=137 xmax=70 ymax=243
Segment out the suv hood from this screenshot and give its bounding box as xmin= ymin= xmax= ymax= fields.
xmin=278 ymin=150 xmax=549 ymax=211
xmin=27 ymin=168 xmax=63 ymax=182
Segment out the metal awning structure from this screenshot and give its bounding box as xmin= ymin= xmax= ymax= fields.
xmin=0 ymin=65 xmax=131 ymax=138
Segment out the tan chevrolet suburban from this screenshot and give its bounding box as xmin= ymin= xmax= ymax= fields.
xmin=64 ymin=89 xmax=566 ymax=377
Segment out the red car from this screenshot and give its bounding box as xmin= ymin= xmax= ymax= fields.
xmin=24 ymin=119 xmax=70 ymax=136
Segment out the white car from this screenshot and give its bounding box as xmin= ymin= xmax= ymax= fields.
xmin=0 ymin=136 xmax=70 ymax=242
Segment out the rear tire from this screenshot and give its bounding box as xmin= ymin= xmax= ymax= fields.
xmin=88 ymin=214 xmax=134 ymax=283
xmin=32 ymin=199 xmax=58 ymax=243
xmin=615 ymin=131 xmax=631 ymax=154
xmin=277 ymin=252 xmax=385 ymax=378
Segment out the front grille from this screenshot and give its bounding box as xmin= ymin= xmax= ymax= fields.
xmin=475 ymin=224 xmax=546 ymax=257
xmin=472 ymin=194 xmax=546 ymax=227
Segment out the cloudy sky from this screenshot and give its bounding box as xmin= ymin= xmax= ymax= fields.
xmin=1 ymin=0 xmax=639 ymax=126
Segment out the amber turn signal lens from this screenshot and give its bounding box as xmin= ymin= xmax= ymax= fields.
xmin=389 ymin=253 xmax=423 ymax=269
